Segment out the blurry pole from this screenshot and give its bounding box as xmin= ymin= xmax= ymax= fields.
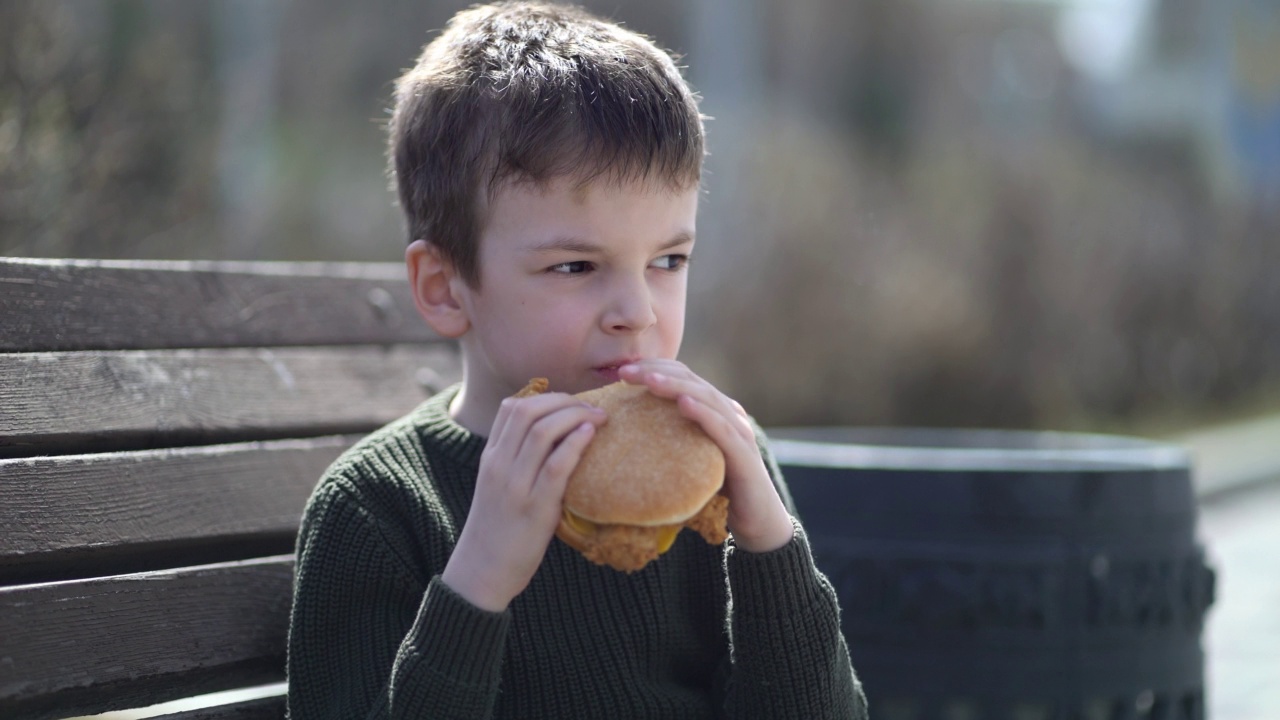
xmin=690 ymin=0 xmax=765 ymax=112
xmin=688 ymin=0 xmax=766 ymax=292
xmin=214 ymin=0 xmax=283 ymax=259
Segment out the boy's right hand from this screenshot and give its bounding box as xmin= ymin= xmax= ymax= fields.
xmin=441 ymin=392 xmax=606 ymax=612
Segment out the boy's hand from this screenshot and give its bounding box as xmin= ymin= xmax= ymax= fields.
xmin=442 ymin=393 xmax=607 ymax=612
xmin=618 ymin=361 xmax=794 ymax=554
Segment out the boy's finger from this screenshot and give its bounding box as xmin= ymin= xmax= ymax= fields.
xmin=510 ymin=404 xmax=606 ymax=489
xmin=638 ymin=372 xmax=739 ymax=423
xmin=618 ymin=359 xmax=691 ymax=383
xmin=673 ymin=381 xmax=755 ymax=445
xmin=618 ymin=367 xmax=755 ymax=446
xmin=499 ymin=393 xmax=599 ymax=444
xmin=484 ymin=394 xmax=596 ymax=487
xmin=620 ymin=362 xmax=744 ymax=420
xmin=487 ymin=396 xmax=518 ymax=447
xmin=537 ymin=420 xmax=596 ymax=489
xmin=535 ymin=417 xmax=599 ymax=530
xmin=676 ymin=393 xmax=755 ymax=457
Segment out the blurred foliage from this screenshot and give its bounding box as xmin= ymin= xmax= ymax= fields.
xmin=2 ymin=0 xmax=1278 ymax=433
xmin=686 ymin=0 xmax=1280 ymax=432
xmin=0 ymin=2 xmax=219 ymax=258
xmin=687 ymin=107 xmax=1280 ymax=431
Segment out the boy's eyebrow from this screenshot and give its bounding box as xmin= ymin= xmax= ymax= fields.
xmin=526 ymin=232 xmax=695 ymax=254
xmin=526 ymin=237 xmax=601 ymax=254
xmin=658 ymin=232 xmax=696 ymax=250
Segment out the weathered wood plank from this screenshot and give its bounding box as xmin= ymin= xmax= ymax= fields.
xmin=0 ymin=344 xmax=460 ymax=458
xmin=0 ymin=557 xmax=294 ymax=720
xmin=0 ymin=257 xmax=435 ymax=352
xmin=0 ymin=437 xmax=359 ymax=584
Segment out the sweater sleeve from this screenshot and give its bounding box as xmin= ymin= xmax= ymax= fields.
xmin=287 ymin=480 xmax=510 ymax=720
xmin=718 ymin=428 xmax=868 ymax=720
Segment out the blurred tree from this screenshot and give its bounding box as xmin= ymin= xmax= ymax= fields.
xmin=0 ymin=1 xmax=220 ymax=258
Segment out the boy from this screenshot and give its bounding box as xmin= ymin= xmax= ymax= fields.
xmin=287 ymin=3 xmax=867 ymax=718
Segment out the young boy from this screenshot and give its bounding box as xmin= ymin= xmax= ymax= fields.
xmin=287 ymin=3 xmax=866 ymax=718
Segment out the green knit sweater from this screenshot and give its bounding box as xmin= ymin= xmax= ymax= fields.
xmin=287 ymin=385 xmax=866 ymax=719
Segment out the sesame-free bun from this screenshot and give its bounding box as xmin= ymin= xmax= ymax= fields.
xmin=566 ymin=382 xmax=724 ymax=526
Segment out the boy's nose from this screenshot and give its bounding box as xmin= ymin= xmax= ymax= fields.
xmin=601 ymin=278 xmax=658 ymax=334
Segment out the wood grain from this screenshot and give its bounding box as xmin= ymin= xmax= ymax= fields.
xmin=0 ymin=257 xmax=436 ymax=351
xmin=0 ymin=344 xmax=460 ymax=458
xmin=0 ymin=557 xmax=294 ymax=720
xmin=0 ymin=437 xmax=360 ymax=584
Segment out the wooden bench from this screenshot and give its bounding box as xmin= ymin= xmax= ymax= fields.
xmin=0 ymin=258 xmax=460 ymax=720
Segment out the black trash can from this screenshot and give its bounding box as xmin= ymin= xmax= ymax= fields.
xmin=770 ymin=427 xmax=1216 ymax=720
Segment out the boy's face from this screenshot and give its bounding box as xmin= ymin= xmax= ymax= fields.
xmin=455 ymin=176 xmax=698 ymax=402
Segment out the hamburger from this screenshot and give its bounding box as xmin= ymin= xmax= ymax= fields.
xmin=514 ymin=378 xmax=730 ymax=572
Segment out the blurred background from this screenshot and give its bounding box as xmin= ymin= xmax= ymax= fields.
xmin=3 ymin=0 xmax=1279 ymax=436
xmin=4 ymin=1 xmax=1279 ymax=718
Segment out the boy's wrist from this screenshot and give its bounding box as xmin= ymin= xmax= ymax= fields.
xmin=731 ymin=502 xmax=795 ymax=554
xmin=442 ymin=551 xmax=512 ymax=613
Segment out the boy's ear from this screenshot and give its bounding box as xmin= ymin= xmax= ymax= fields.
xmin=405 ymin=240 xmax=470 ymax=338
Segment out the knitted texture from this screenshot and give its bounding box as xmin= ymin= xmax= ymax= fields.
xmin=287 ymin=385 xmax=867 ymax=719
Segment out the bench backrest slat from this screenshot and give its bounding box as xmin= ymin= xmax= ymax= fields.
xmin=0 ymin=345 xmax=457 ymax=458
xmin=0 ymin=258 xmax=435 ymax=351
xmin=0 ymin=557 xmax=294 ymax=720
xmin=0 ymin=436 xmax=356 ymax=585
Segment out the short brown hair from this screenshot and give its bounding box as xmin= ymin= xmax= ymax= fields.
xmin=388 ymin=1 xmax=705 ymax=287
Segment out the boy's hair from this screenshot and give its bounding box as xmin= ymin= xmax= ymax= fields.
xmin=388 ymin=1 xmax=705 ymax=288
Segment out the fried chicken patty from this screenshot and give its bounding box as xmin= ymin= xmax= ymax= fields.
xmin=568 ymin=495 xmax=730 ymax=572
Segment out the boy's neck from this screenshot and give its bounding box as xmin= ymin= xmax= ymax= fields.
xmin=448 ymin=383 xmax=500 ymax=437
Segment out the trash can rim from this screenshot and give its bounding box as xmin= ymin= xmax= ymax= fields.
xmin=766 ymin=426 xmax=1190 ymax=472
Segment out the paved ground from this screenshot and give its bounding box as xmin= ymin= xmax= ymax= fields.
xmin=1199 ymin=478 xmax=1280 ymax=720
xmin=1175 ymin=415 xmax=1280 ymax=498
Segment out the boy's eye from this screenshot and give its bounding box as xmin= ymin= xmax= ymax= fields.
xmin=650 ymin=254 xmax=689 ymax=271
xmin=549 ymin=261 xmax=593 ymax=274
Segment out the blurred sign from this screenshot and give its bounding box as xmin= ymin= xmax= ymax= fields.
xmin=1228 ymin=0 xmax=1280 ymax=198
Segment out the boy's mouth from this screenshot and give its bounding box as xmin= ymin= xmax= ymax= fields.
xmin=593 ymin=359 xmax=639 ymax=383
xmin=594 ymin=365 xmax=623 ymax=383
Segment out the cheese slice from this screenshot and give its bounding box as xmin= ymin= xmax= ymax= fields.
xmin=564 ymin=508 xmax=598 ymax=536
xmin=563 ymin=508 xmax=682 ymax=554
xmin=655 ymin=525 xmax=680 ymax=553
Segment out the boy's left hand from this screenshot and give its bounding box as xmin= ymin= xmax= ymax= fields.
xmin=618 ymin=360 xmax=794 ymax=553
